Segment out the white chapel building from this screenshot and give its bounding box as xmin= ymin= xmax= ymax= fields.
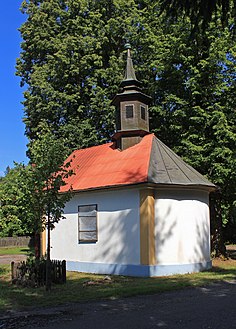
xmin=44 ymin=45 xmax=215 ymax=276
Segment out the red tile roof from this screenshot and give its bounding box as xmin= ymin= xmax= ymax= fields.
xmin=60 ymin=133 xmax=153 ymax=192
xmin=60 ymin=133 xmax=215 ymax=193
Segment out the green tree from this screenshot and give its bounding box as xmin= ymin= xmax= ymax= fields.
xmin=0 ymin=164 xmax=34 ymax=237
xmin=0 ymin=122 xmax=73 ymax=289
xmin=17 ymin=0 xmax=236 ymax=249
xmin=158 ymin=0 xmax=236 ymax=34
xmin=151 ymin=17 xmax=236 ymax=238
xmin=28 ymin=121 xmax=73 ymax=290
xmin=17 ymin=0 xmax=141 ymax=151
xmin=145 ymin=6 xmax=236 ymax=248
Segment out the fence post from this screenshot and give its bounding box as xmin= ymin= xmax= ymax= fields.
xmin=11 ymin=261 xmax=15 ymax=281
xmin=62 ymin=260 xmax=66 ymax=283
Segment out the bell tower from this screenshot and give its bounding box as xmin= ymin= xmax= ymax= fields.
xmin=112 ymin=44 xmax=152 ymax=150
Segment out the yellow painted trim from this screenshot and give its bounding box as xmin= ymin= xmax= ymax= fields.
xmin=40 ymin=229 xmax=46 ymax=257
xmin=140 ymin=189 xmax=156 ymax=265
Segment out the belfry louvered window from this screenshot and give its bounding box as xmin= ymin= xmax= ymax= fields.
xmin=125 ymin=105 xmax=134 ymax=118
xmin=78 ymin=205 xmax=97 ymax=242
xmin=140 ymin=105 xmax=146 ymax=120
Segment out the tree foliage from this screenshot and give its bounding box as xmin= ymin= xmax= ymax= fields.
xmin=158 ymin=0 xmax=236 ymax=34
xmin=0 ymin=122 xmax=72 ymax=245
xmin=29 ymin=121 xmax=73 ymax=233
xmin=17 ymin=0 xmax=136 ymax=150
xmin=16 ymin=0 xmax=236 ymax=243
xmin=0 ymin=164 xmax=34 ymax=237
xmin=28 ymin=121 xmax=73 ymax=290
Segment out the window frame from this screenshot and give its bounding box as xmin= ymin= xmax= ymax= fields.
xmin=140 ymin=105 xmax=146 ymax=121
xmin=125 ymin=104 xmax=134 ymax=119
xmin=78 ymin=204 xmax=98 ymax=243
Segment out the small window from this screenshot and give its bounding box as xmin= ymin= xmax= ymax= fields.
xmin=78 ymin=205 xmax=97 ymax=242
xmin=126 ymin=105 xmax=134 ymax=118
xmin=140 ymin=106 xmax=146 ymax=120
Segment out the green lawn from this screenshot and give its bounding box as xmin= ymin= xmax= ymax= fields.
xmin=0 ymin=258 xmax=235 ymax=313
xmin=0 ymin=247 xmax=32 ymax=255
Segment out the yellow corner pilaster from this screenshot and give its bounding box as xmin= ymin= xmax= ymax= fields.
xmin=140 ymin=189 xmax=156 ymax=265
xmin=40 ymin=229 xmax=46 ymax=257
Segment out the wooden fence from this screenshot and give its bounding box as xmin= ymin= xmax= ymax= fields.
xmin=0 ymin=236 xmax=33 ymax=247
xmin=11 ymin=259 xmax=66 ymax=287
xmin=51 ymin=260 xmax=67 ymax=284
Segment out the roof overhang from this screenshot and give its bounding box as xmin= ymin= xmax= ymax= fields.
xmin=61 ymin=181 xmax=216 ymax=196
xmin=112 ymin=129 xmax=150 ymax=141
xmin=111 ymin=91 xmax=152 ymax=106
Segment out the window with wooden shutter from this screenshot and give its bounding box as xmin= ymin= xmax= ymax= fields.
xmin=78 ymin=205 xmax=97 ymax=242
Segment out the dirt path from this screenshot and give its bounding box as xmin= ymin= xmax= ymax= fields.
xmin=0 ymin=254 xmax=27 ymax=265
xmin=226 ymin=244 xmax=236 ymax=259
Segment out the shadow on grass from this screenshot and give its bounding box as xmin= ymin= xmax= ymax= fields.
xmin=0 ymin=277 xmax=47 ymax=311
xmin=0 ymin=267 xmax=8 ymax=276
xmin=0 ymin=246 xmax=35 ymax=257
xmin=0 ymin=274 xmax=102 ymax=313
xmin=227 ymin=250 xmax=236 ymax=260
xmin=20 ymin=247 xmax=35 ymax=256
xmin=211 ymin=265 xmax=236 ymax=276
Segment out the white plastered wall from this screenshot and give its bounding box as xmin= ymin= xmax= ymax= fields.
xmin=50 ymin=188 xmax=140 ymax=265
xmin=155 ymin=189 xmax=211 ymax=265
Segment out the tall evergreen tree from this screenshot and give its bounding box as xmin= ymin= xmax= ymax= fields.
xmin=146 ymin=5 xmax=236 ymax=246
xmin=17 ymin=0 xmax=143 ymax=151
xmin=17 ymin=0 xmax=236 ymax=245
xmin=159 ymin=0 xmax=236 ymax=34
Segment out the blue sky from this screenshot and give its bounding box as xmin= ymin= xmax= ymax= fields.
xmin=0 ymin=1 xmax=28 ymax=176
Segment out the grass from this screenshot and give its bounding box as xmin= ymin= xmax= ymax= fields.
xmin=0 ymin=257 xmax=236 ymax=313
xmin=0 ymin=247 xmax=33 ymax=256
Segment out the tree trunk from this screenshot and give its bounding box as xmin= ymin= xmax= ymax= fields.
xmin=210 ymin=189 xmax=227 ymax=258
xmin=45 ymin=210 xmax=51 ymax=291
xmin=34 ymin=232 xmax=40 ymax=260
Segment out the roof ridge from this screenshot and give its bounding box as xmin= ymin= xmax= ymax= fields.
xmin=156 ymin=138 xmax=173 ymax=183
xmin=145 ymin=134 xmax=155 ymax=182
xmin=156 ymin=137 xmax=211 ymax=184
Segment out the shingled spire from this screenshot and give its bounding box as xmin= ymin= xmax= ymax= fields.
xmin=120 ymin=43 xmax=142 ymax=92
xmin=123 ymin=43 xmax=137 ymax=82
xmin=112 ymin=44 xmax=152 ymax=150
